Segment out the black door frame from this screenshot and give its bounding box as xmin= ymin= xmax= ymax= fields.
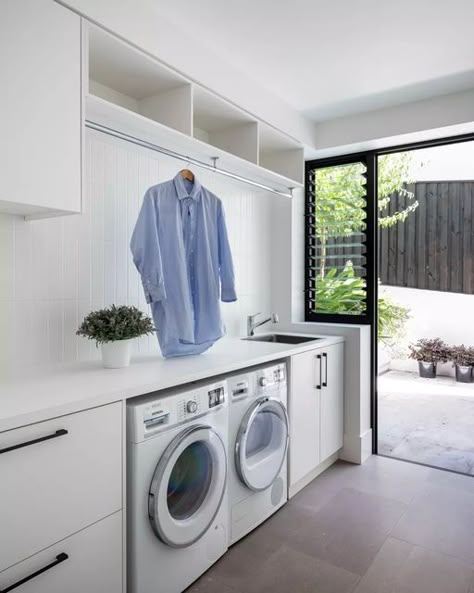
xmin=306 ymin=131 xmax=474 ymax=455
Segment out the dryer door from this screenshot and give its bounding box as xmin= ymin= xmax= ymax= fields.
xmin=235 ymin=397 xmax=289 ymax=492
xmin=149 ymin=424 xmax=227 ymax=548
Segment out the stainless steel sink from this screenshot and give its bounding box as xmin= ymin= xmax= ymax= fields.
xmin=243 ymin=334 xmax=321 ymax=344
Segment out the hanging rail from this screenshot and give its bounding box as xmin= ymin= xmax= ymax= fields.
xmin=85 ymin=120 xmax=294 ymax=199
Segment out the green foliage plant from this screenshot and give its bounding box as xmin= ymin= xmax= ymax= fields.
xmin=408 ymin=338 xmax=449 ymax=364
xmin=76 ymin=305 xmax=155 ymax=346
xmin=448 ymin=344 xmax=474 ymax=367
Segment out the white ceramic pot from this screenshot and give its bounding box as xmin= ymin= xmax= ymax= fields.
xmin=101 ymin=339 xmax=133 ymax=369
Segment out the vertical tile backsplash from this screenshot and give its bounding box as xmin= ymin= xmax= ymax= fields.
xmin=0 ymin=129 xmax=273 ymax=370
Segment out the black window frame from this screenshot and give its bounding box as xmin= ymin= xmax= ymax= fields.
xmin=305 ymin=133 xmax=474 ymax=456
xmin=304 ymin=151 xmax=377 ymax=325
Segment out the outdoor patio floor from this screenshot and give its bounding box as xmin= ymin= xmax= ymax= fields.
xmin=378 ymin=371 xmax=474 ymax=476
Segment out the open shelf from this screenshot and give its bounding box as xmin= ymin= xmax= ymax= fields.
xmin=84 ymin=22 xmax=304 ymax=194
xmin=259 ymin=123 xmax=304 ymax=185
xmin=87 ymin=25 xmax=192 ymax=135
xmin=193 ymin=87 xmax=259 ymax=164
xmin=85 ymin=95 xmax=302 ymax=196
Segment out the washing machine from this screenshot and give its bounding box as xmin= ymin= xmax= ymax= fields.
xmin=227 ymin=361 xmax=289 ymax=545
xmin=127 ymin=378 xmax=229 ymax=593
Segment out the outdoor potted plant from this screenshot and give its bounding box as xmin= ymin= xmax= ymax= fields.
xmin=408 ymin=338 xmax=449 ymax=378
xmin=448 ymin=344 xmax=474 ymax=383
xmin=76 ymin=305 xmax=155 ymax=368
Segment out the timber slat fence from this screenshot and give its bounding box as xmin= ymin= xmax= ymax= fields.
xmin=379 ymin=181 xmax=474 ymax=294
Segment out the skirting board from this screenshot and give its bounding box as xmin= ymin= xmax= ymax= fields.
xmin=339 ymin=429 xmax=373 ymax=464
xmin=288 ymin=452 xmax=339 ymax=499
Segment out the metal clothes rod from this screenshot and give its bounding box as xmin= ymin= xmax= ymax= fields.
xmin=86 ymin=120 xmax=294 ymax=199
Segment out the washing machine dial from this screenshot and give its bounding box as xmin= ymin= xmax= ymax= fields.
xmin=186 ymin=400 xmax=198 ymax=413
xmin=258 ymin=376 xmax=268 ymax=387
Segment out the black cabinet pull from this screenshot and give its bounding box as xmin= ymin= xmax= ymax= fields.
xmin=1 ymin=553 xmax=68 ymax=592
xmin=0 ymin=429 xmax=68 ymax=455
xmin=322 ymin=353 xmax=328 ymax=387
xmin=315 ymin=354 xmax=322 ymax=390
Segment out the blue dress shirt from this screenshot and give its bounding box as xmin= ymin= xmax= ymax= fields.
xmin=131 ymin=173 xmax=237 ymax=357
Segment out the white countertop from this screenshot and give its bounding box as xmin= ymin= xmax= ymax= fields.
xmin=0 ymin=333 xmax=343 ymax=432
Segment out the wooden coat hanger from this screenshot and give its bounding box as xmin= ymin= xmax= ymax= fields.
xmin=180 ymin=168 xmax=194 ymax=182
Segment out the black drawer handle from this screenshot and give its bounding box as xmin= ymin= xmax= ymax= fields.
xmin=0 ymin=429 xmax=68 ymax=455
xmin=315 ymin=354 xmax=322 ymax=390
xmin=322 ymin=353 xmax=328 ymax=387
xmin=1 ymin=553 xmax=68 ymax=592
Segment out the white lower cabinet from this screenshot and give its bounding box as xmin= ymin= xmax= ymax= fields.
xmin=0 ymin=512 xmax=122 ymax=593
xmin=0 ymin=402 xmax=123 ymax=580
xmin=289 ymin=342 xmax=344 ymax=496
xmin=320 ymin=342 xmax=344 ymax=462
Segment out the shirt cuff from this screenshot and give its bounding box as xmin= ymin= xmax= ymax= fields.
xmin=142 ymin=279 xmax=166 ymax=304
xmin=221 ymin=288 xmax=237 ymax=302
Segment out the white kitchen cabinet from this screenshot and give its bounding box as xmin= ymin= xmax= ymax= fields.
xmin=289 ymin=348 xmax=321 ymax=487
xmin=0 ymin=511 xmax=122 ymax=593
xmin=0 ymin=402 xmax=122 ymax=572
xmin=0 ymin=0 xmax=82 ymax=218
xmin=320 ymin=342 xmax=344 ymax=462
xmin=289 ymin=342 xmax=344 ymax=497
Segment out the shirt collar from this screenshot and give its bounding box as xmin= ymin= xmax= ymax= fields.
xmin=174 ymin=172 xmax=202 ymax=201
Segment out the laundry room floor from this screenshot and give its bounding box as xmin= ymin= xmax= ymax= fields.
xmin=186 ymin=456 xmax=474 ymax=593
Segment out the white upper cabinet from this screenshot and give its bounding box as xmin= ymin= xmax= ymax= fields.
xmin=0 ymin=0 xmax=82 ymax=218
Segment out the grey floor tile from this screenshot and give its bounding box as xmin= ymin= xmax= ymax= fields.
xmin=288 ymin=487 xmax=407 ymax=575
xmin=426 ymin=466 xmax=474 ymax=495
xmin=344 ymin=455 xmax=432 ymax=504
xmin=236 ymin=501 xmax=316 ymax=557
xmin=185 ymin=573 xmax=238 ymax=593
xmin=294 ymin=457 xmax=430 ymax=509
xmin=392 ymin=483 xmax=474 ymax=562
xmin=205 ymin=538 xmax=276 ymax=591
xmin=354 ymin=537 xmax=474 ymax=593
xmin=244 ymin=545 xmax=359 ymax=593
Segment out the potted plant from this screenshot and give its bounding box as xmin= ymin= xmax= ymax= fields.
xmin=448 ymin=344 xmax=474 ymax=383
xmin=76 ymin=305 xmax=155 ymax=368
xmin=408 ymin=338 xmax=448 ymax=378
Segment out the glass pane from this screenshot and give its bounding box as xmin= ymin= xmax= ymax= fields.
xmin=245 ymin=408 xmax=285 ymax=458
xmin=308 ymin=162 xmax=367 ymax=315
xmin=167 ymin=441 xmax=213 ymax=520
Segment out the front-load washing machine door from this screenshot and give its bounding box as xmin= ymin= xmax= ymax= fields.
xmin=235 ymin=397 xmax=289 ymax=492
xmin=148 ymin=424 xmax=226 ymax=548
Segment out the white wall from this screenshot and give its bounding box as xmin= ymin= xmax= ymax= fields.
xmin=0 ymin=129 xmax=274 ymax=371
xmin=381 ymin=285 xmax=474 ymax=377
xmin=311 ymin=88 xmax=474 ymax=158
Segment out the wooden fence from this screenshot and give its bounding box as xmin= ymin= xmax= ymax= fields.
xmin=379 ymin=181 xmax=474 ymax=294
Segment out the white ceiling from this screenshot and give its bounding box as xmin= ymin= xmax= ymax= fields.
xmin=157 ymin=0 xmax=474 ymax=122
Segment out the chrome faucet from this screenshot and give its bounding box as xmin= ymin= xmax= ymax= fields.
xmin=247 ymin=312 xmax=279 ymax=337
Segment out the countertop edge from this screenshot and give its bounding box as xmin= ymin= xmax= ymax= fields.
xmin=0 ymin=334 xmax=344 ymax=432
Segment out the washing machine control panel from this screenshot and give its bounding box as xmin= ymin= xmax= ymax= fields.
xmin=208 ymin=385 xmax=226 ymax=408
xmin=132 ymin=379 xmax=228 ymax=439
xmin=177 ymin=395 xmax=202 ymax=420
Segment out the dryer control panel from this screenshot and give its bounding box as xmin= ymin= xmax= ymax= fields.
xmin=256 ymin=362 xmax=287 ymax=394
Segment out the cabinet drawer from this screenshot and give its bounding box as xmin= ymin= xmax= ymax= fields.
xmin=0 ymin=511 xmax=122 ymax=593
xmin=0 ymin=403 xmax=122 ymax=571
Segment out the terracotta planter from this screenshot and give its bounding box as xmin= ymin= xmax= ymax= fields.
xmin=455 ymin=364 xmax=473 ymax=383
xmin=418 ymin=361 xmax=436 ymax=378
